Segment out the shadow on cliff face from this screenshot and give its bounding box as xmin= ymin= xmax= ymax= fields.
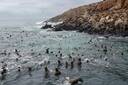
xmin=52 ymin=21 xmax=128 ymax=37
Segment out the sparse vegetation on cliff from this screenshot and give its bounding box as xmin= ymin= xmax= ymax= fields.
xmin=47 ymin=0 xmax=128 ymax=36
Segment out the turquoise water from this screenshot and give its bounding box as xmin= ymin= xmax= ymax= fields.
xmin=0 ymin=27 xmax=128 ymax=85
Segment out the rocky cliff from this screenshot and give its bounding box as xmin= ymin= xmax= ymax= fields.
xmin=48 ymin=0 xmax=128 ymax=36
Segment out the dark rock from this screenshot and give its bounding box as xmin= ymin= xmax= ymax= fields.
xmin=41 ymin=23 xmax=53 ymax=29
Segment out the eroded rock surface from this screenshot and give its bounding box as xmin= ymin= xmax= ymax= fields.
xmin=48 ymin=0 xmax=128 ymax=36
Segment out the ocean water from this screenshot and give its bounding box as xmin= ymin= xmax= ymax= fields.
xmin=0 ymin=27 xmax=128 ymax=85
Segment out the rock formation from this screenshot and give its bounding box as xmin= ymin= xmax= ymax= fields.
xmin=47 ymin=0 xmax=128 ymax=36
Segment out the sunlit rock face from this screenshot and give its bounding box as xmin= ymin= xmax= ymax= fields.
xmin=95 ymin=0 xmax=128 ymax=10
xmin=48 ymin=0 xmax=128 ymax=36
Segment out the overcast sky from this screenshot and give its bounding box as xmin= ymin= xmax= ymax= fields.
xmin=0 ymin=0 xmax=101 ymax=27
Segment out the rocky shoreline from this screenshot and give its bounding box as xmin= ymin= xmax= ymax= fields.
xmin=52 ymin=20 xmax=128 ymax=37
xmin=41 ymin=0 xmax=128 ymax=37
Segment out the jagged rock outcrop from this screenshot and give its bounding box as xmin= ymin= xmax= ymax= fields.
xmin=48 ymin=0 xmax=128 ymax=36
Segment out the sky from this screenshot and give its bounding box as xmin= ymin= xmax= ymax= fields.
xmin=0 ymin=0 xmax=101 ymax=27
